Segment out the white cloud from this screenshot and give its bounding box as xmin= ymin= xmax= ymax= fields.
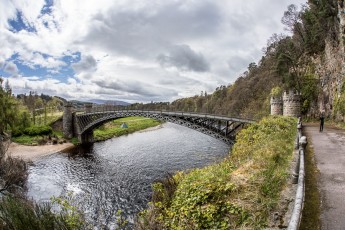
xmin=72 ymin=55 xmax=97 ymax=73
xmin=4 ymin=61 xmax=19 ymax=75
xmin=0 ymin=0 xmax=307 ymax=102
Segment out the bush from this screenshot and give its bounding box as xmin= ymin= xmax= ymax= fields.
xmin=23 ymin=126 xmax=53 ymax=136
xmin=0 ymin=196 xmax=84 ymax=230
xmin=0 ymin=154 xmax=28 ymax=195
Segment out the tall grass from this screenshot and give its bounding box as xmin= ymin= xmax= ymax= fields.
xmin=0 ymin=196 xmax=85 ymax=230
xmin=136 ymin=116 xmax=297 ymax=229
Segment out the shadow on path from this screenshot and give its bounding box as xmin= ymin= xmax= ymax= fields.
xmin=304 ymin=124 xmax=345 ymax=230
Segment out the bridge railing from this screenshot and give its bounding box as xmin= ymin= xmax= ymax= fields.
xmin=80 ymin=106 xmax=256 ymax=123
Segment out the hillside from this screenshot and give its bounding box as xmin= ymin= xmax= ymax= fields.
xmin=139 ymin=0 xmax=342 ymax=121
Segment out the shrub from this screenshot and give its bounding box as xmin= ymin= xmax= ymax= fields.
xmin=0 ymin=195 xmax=84 ymax=230
xmin=23 ymin=126 xmax=53 ymax=136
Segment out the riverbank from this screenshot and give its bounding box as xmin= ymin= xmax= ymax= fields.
xmin=93 ymin=117 xmax=163 ymax=142
xmin=8 ymin=142 xmax=74 ymax=161
xmin=9 ymin=117 xmax=163 ymax=161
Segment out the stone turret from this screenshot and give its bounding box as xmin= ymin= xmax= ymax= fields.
xmin=283 ymin=90 xmax=301 ymax=117
xmin=270 ymin=96 xmax=283 ymax=115
xmin=63 ymin=102 xmax=74 ymax=138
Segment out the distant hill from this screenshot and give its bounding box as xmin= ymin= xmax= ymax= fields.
xmin=87 ymin=99 xmax=131 ymax=106
xmin=55 ymin=98 xmax=130 ymax=108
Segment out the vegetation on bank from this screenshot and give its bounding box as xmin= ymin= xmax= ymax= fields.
xmin=93 ymin=117 xmax=162 ymax=142
xmin=136 ymin=116 xmax=297 ymax=229
xmin=11 ymin=126 xmax=64 ymax=146
xmin=0 ymin=195 xmax=86 ymax=230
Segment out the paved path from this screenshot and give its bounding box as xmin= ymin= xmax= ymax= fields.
xmin=304 ymin=124 xmax=345 ymax=230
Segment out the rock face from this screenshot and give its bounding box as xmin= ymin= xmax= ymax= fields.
xmin=315 ymin=1 xmax=345 ymax=121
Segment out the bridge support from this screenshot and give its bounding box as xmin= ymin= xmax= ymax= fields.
xmin=63 ymin=103 xmax=74 ymax=139
xmin=78 ymin=131 xmax=94 ymax=144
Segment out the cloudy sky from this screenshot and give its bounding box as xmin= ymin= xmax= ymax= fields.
xmin=0 ymin=0 xmax=306 ymax=103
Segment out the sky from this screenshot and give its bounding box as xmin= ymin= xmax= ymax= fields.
xmin=0 ymin=0 xmax=306 ymax=103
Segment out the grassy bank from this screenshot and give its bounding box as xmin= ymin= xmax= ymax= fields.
xmin=136 ymin=116 xmax=297 ymax=229
xmin=94 ymin=117 xmax=162 ymax=142
xmin=12 ymin=126 xmax=64 ymax=146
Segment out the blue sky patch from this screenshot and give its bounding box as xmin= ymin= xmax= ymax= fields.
xmin=8 ymin=11 xmax=37 ymax=33
xmin=41 ymin=0 xmax=54 ymax=15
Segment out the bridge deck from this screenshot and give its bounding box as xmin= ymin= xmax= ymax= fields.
xmin=69 ymin=109 xmax=255 ymax=145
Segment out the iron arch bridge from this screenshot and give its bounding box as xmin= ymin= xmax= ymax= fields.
xmin=69 ymin=109 xmax=255 ymax=145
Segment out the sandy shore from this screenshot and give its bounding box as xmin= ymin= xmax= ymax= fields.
xmin=7 ymin=124 xmax=163 ymax=161
xmin=8 ymin=142 xmax=74 ymax=161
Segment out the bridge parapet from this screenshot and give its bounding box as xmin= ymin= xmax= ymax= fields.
xmin=69 ymin=109 xmax=255 ymax=145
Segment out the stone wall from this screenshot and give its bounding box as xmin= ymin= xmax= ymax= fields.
xmin=270 ymin=91 xmax=301 ymax=117
xmin=270 ymin=96 xmax=283 ymax=115
xmin=283 ymin=90 xmax=301 ymax=117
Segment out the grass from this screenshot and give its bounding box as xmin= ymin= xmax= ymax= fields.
xmin=93 ymin=117 xmax=162 ymax=142
xmin=0 ymin=195 xmax=85 ymax=230
xmin=136 ymin=116 xmax=297 ymax=229
xmin=12 ymin=129 xmax=64 ymax=146
xmin=34 ymin=112 xmax=63 ymax=126
xmin=299 ymin=135 xmax=321 ymax=230
xmin=11 ymin=135 xmax=42 ymax=146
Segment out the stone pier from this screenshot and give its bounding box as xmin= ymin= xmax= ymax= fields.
xmin=63 ymin=103 xmax=74 ymax=139
xmin=78 ymin=131 xmax=94 ymax=144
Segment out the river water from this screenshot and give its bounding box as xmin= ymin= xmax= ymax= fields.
xmin=27 ymin=123 xmax=229 ymax=228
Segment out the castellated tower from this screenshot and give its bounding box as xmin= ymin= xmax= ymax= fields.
xmin=283 ymin=90 xmax=301 ymax=117
xmin=270 ymin=96 xmax=283 ymax=115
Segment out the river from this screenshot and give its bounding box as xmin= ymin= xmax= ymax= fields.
xmin=27 ymin=123 xmax=230 ymax=228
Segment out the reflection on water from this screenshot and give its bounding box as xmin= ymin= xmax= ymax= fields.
xmin=28 ymin=123 xmax=229 ymax=227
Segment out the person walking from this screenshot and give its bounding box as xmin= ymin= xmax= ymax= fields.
xmin=320 ymin=112 xmax=325 ymax=132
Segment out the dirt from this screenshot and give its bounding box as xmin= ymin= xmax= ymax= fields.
xmin=7 ymin=142 xmax=74 ymax=161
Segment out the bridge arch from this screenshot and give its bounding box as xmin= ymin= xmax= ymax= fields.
xmin=66 ymin=109 xmax=254 ymax=145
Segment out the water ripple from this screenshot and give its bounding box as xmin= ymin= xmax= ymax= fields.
xmin=28 ymin=123 xmax=229 ymax=227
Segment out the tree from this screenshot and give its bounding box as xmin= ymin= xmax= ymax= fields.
xmin=281 ymin=4 xmax=305 ymax=42
xmin=0 ymin=79 xmax=17 ymax=135
xmin=0 ymin=78 xmax=28 ymax=195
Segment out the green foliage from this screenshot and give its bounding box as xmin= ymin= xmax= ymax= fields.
xmin=12 ymin=126 xmax=55 ymax=145
xmin=115 ymin=210 xmax=129 ymax=230
xmin=94 ymin=117 xmax=162 ymax=142
xmin=51 ymin=193 xmax=86 ymax=230
xmin=0 ymin=196 xmax=78 ymax=230
xmin=334 ymin=82 xmax=345 ymax=117
xmin=70 ymin=137 xmax=80 ymax=146
xmin=270 ymin=86 xmax=282 ymax=97
xmin=300 ymin=72 xmax=319 ymax=114
xmin=0 ymin=78 xmax=18 ymax=134
xmin=11 ymin=135 xmax=41 ymax=145
xmin=137 ymin=116 xmax=297 ymax=229
xmin=23 ymin=125 xmax=53 ymax=136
